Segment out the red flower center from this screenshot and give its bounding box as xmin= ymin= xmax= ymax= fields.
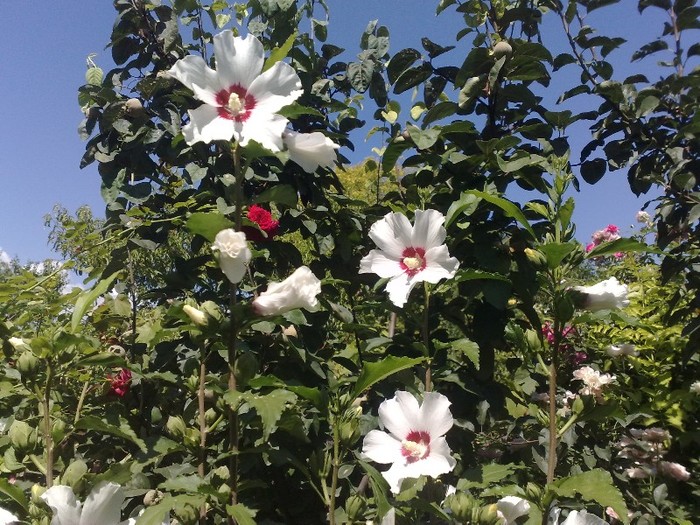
xmin=401 ymin=430 xmax=431 ymax=463
xmin=400 ymin=247 xmax=426 ymax=277
xmin=216 ymin=84 xmax=256 ymax=122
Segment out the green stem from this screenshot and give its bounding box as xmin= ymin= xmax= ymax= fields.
xmin=43 ymin=362 xmax=54 ymax=488
xmin=328 ymin=416 xmax=340 ymax=525
xmin=198 ymin=343 xmax=208 ymax=525
xmin=422 ymin=283 xmax=432 ymax=392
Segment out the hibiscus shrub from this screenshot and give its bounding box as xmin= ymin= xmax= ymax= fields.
xmin=1 ymin=1 xmax=699 ymax=524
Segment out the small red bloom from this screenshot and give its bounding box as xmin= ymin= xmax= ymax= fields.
xmin=108 ymin=368 xmax=132 ymax=397
xmin=243 ymin=205 xmax=279 ymax=242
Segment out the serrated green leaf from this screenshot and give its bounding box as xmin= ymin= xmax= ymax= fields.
xmin=185 ymin=212 xmax=234 ymax=242
xmin=453 ymin=338 xmax=479 ymax=369
xmin=226 ymin=503 xmax=257 ymax=525
xmin=586 ymin=238 xmax=661 ymax=258
xmin=549 ymin=469 xmax=629 ymax=525
xmin=539 ymin=242 xmax=577 ymax=268
xmin=352 ymin=356 xmax=423 ymax=397
xmin=136 ymin=495 xmax=204 ymax=525
xmin=75 ymin=415 xmax=146 ymax=452
xmin=246 ymin=389 xmax=297 ymax=441
xmin=85 ymin=67 xmax=103 ymax=86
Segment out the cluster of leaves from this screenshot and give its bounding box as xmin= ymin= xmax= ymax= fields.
xmin=1 ymin=1 xmax=698 ymax=525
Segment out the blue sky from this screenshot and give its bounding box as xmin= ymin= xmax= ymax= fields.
xmin=0 ymin=1 xmax=668 ymax=265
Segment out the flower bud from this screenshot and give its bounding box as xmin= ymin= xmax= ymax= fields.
xmin=345 ymin=494 xmax=366 ymax=522
xmin=31 ymin=484 xmax=46 ymax=504
xmin=166 ymin=415 xmax=187 ymax=440
xmin=183 ymin=304 xmax=208 ymax=326
xmin=52 ymin=419 xmax=67 ymax=444
xmin=480 ymin=503 xmax=500 ymax=524
xmin=524 ymin=247 xmax=547 ymax=268
xmin=493 ymin=41 xmax=513 ymax=59
xmin=16 ymin=351 xmax=40 ymax=375
xmin=447 ymin=492 xmax=479 ymax=523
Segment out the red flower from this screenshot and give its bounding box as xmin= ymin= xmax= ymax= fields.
xmin=243 ymin=205 xmax=279 ymax=241
xmin=108 ymin=368 xmax=132 ymax=397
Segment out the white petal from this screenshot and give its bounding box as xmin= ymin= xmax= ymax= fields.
xmin=80 ymin=482 xmax=124 ymax=525
xmin=214 ymin=31 xmax=264 ymax=90
xmin=219 ymin=255 xmax=248 ymax=284
xmin=382 ymin=463 xmax=410 ymax=494
xmin=380 ymin=508 xmax=395 ymax=525
xmin=0 ymin=507 xmax=19 ymax=524
xmin=168 ymin=55 xmax=222 ymax=103
xmin=368 ymin=213 xmax=413 ymax=258
xmin=560 ymin=510 xmax=607 ymax=525
xmin=359 ymin=250 xmax=403 ymax=279
xmin=419 ymin=391 xmax=453 ymax=437
xmin=283 ymin=131 xmax=339 ymax=173
xmin=404 ymin=449 xmax=454 ymax=479
xmin=385 ymin=273 xmax=416 ymax=308
xmin=247 ymin=61 xmax=303 ymax=114
xmin=183 ymin=105 xmax=235 ymax=145
xmin=41 ymin=485 xmax=82 ymax=525
xmin=238 ymin=112 xmax=288 ymax=152
xmin=496 ymin=496 xmax=531 ymax=524
xmin=411 ymin=209 xmax=446 ymax=249
xmin=362 ymin=429 xmax=404 ymax=465
xmin=421 ymin=245 xmax=459 ymax=283
xmin=379 ymin=391 xmax=421 ymax=439
xmin=427 ymin=436 xmax=457 ymax=471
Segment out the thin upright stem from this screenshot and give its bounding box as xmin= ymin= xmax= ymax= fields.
xmin=422 ymin=284 xmax=432 ymax=392
xmin=43 ymin=362 xmax=54 ymax=488
xmin=328 ymin=416 xmax=341 ymax=525
xmin=198 ymin=343 xmax=208 ymax=525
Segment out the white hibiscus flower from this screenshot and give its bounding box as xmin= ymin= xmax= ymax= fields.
xmin=283 ymin=130 xmax=339 ymax=173
xmin=359 ymin=210 xmax=459 ymax=308
xmin=168 ymin=30 xmax=302 ymax=150
xmin=573 ymin=277 xmax=629 ymax=311
xmin=252 ymin=266 xmax=322 ymax=316
xmin=0 ymin=506 xmax=19 ymax=525
xmin=211 ymin=228 xmax=252 ymax=284
xmin=362 ymin=391 xmax=456 ymax=493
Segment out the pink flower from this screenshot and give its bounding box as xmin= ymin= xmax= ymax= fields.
xmin=572 ymin=366 xmax=615 ymax=401
xmin=108 ymin=368 xmax=132 ymax=397
xmin=658 ymin=461 xmax=690 ymax=481
xmin=585 ymin=242 xmax=595 ymax=252
xmin=605 ymin=224 xmax=620 ymax=235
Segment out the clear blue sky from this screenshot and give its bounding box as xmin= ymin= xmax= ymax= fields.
xmin=0 ymin=2 xmax=669 ymax=265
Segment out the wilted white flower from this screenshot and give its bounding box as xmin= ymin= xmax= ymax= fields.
xmin=41 ymin=482 xmax=168 ymax=525
xmin=573 ymin=277 xmax=629 ymax=311
xmin=252 ymin=266 xmax=322 ymax=316
xmin=659 ymin=461 xmax=690 ymax=481
xmin=496 ymin=496 xmax=530 ymax=524
xmin=362 ymin=391 xmax=456 ymax=493
xmin=690 ymin=381 xmax=700 ymax=394
xmin=168 ymin=31 xmax=302 ymax=149
xmin=183 ymin=304 xmax=208 ymax=326
xmin=211 ymin=229 xmax=252 ymax=284
xmin=606 ymin=343 xmax=638 ymax=358
xmin=283 ymin=130 xmax=339 ymax=173
xmin=572 ymin=366 xmax=616 ymax=401
xmin=359 ymin=210 xmax=459 ymax=308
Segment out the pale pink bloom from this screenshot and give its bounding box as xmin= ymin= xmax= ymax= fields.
xmin=630 ymin=427 xmax=669 ymax=443
xmin=659 ymin=461 xmax=690 ymax=481
xmin=211 ymin=229 xmax=252 ymax=284
xmin=41 ymin=482 xmax=169 ymax=525
xmin=362 ymin=391 xmax=456 ymax=493
xmin=168 ymin=31 xmax=302 ymax=149
xmin=252 ymin=266 xmax=322 ymax=316
xmin=0 ymin=506 xmax=18 ymax=525
xmin=585 ymin=242 xmax=595 ymax=252
xmin=359 ymin=210 xmax=459 ymax=308
xmin=496 ymin=496 xmax=530 ymax=524
xmin=572 ymin=366 xmax=616 ymax=401
xmin=625 ymin=466 xmax=652 ymax=479
xmin=636 ymin=210 xmax=651 ymax=224
xmin=283 ymin=130 xmax=339 ymax=173
xmin=574 ymin=277 xmax=629 ymax=311
xmin=606 ymin=344 xmax=638 ymax=358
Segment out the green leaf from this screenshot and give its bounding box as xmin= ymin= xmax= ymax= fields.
xmin=453 ymin=338 xmax=479 ymax=369
xmin=358 ymin=460 xmax=392 ymax=516
xmin=85 ymin=67 xmax=103 ymax=86
xmin=243 ymin=389 xmax=297 ymax=441
xmin=254 ymin=184 xmax=298 ymax=207
xmin=71 ymin=271 xmax=120 ymax=332
xmin=580 ymin=158 xmax=607 ymax=184
xmin=549 ymin=469 xmax=629 ymax=524
xmin=387 ymin=48 xmax=422 ymax=84
xmin=263 ymin=32 xmax=297 ymax=72
xmin=0 ymin=477 xmax=28 ymax=511
xmin=277 ymin=102 xmax=323 ymax=119
xmin=586 ymin=238 xmax=661 ymax=258
xmin=539 ymin=242 xmax=577 ymax=268
xmin=406 ymin=125 xmax=441 ymax=150
xmin=74 ymin=415 xmax=146 ymax=452
xmin=465 ymin=190 xmax=535 ymax=238
xmin=226 ymin=504 xmax=257 ymax=525
xmin=185 ymin=212 xmax=234 ymax=242
xmin=352 ymin=356 xmax=424 ymax=397
xmin=446 ymin=193 xmax=480 ymax=228
xmin=452 ymin=269 xmax=510 ymax=284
